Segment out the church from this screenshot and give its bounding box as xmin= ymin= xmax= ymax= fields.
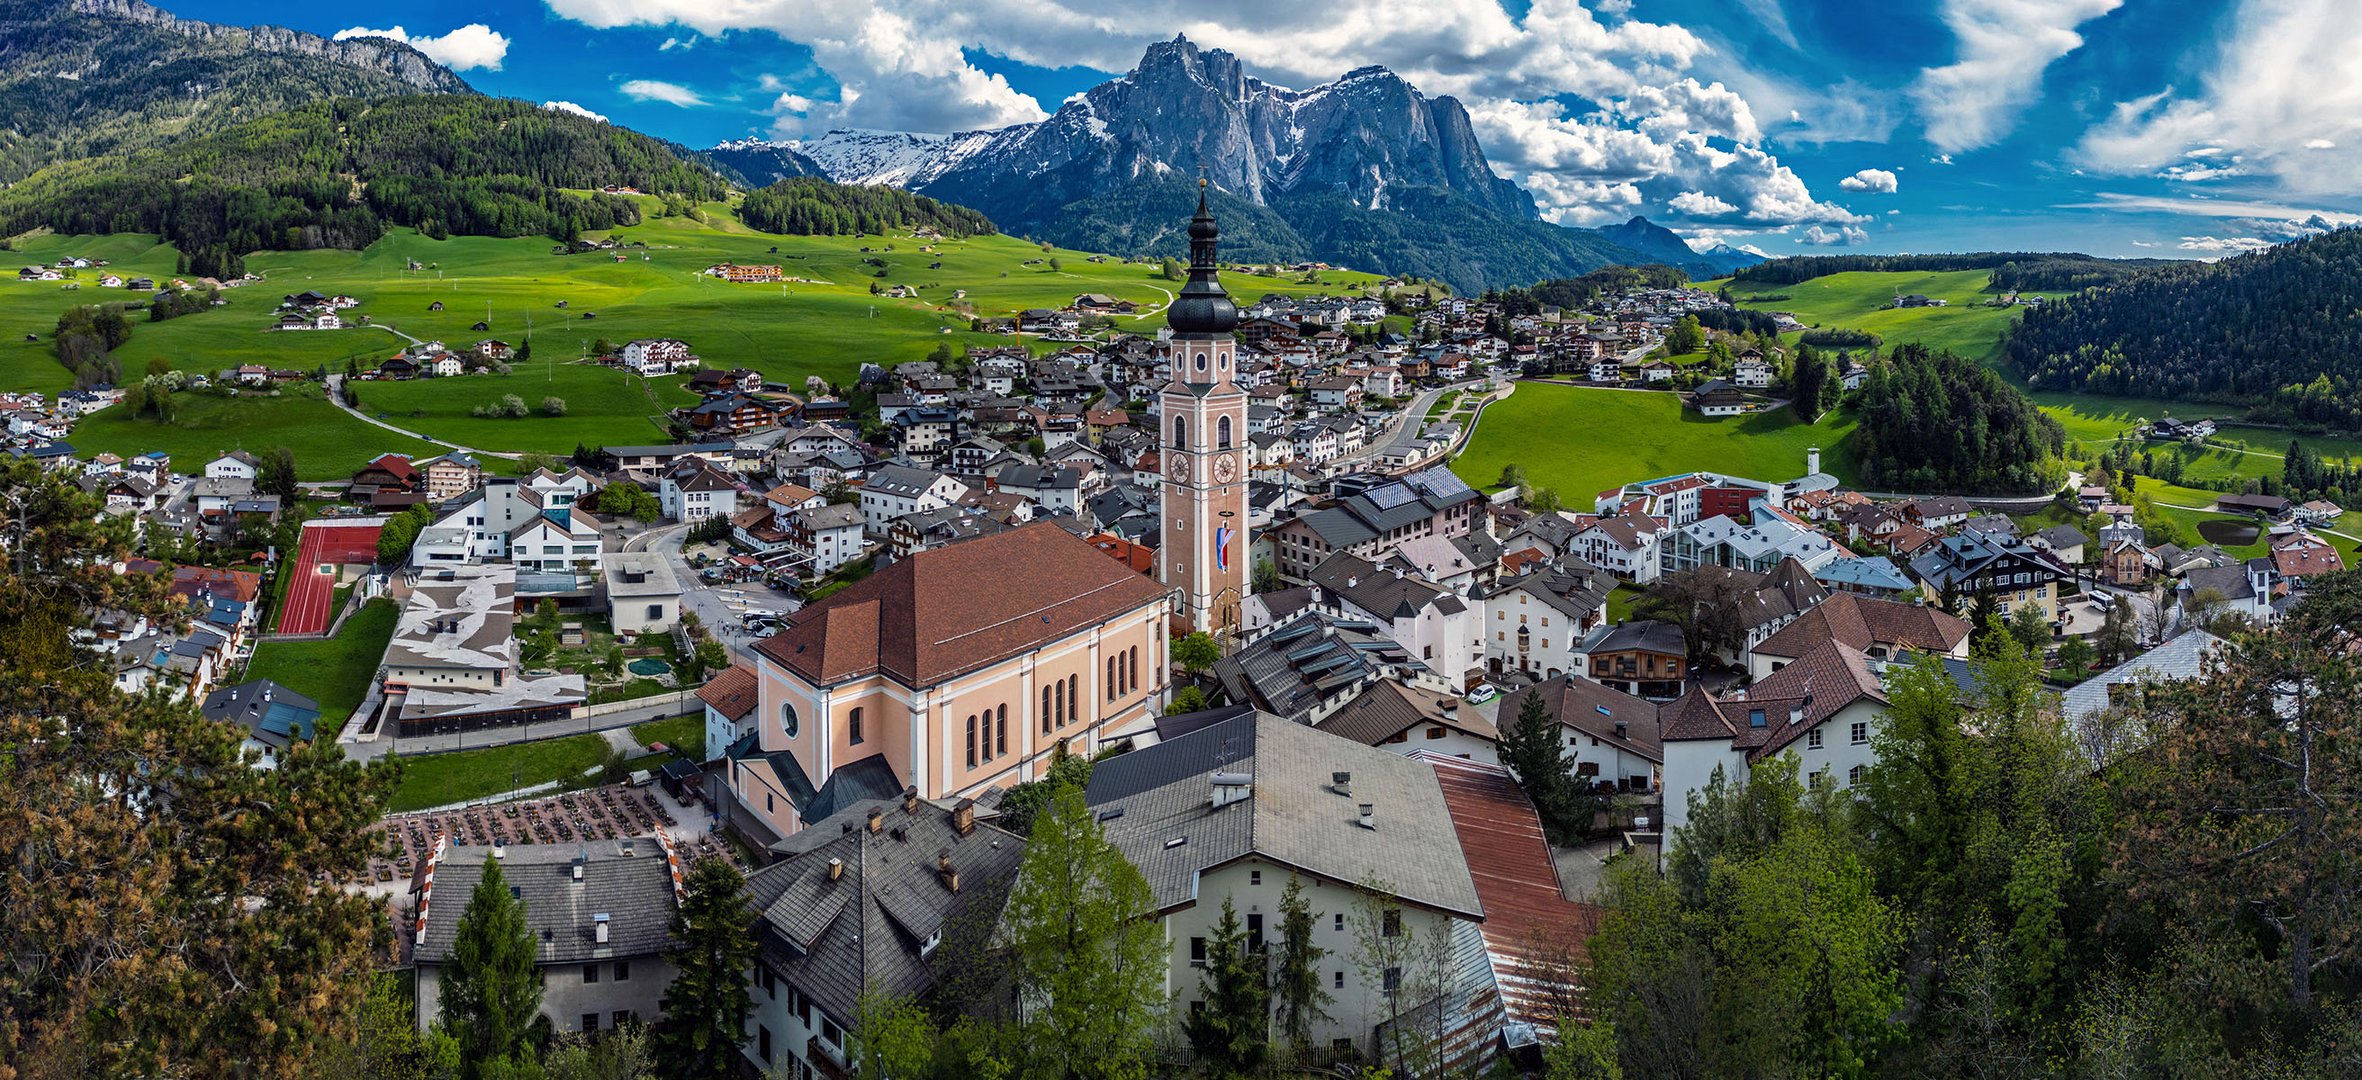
xmin=1159 ymin=180 xmax=1252 ymax=636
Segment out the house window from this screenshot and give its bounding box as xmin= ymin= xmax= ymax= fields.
xmin=1042 ymin=688 xmax=1054 ymax=734
xmin=1067 ymin=676 xmax=1080 ymax=725
xmin=1382 ymin=910 xmax=1401 ymax=938
xmin=1218 ymin=416 xmax=1234 ymax=449
xmin=583 ymin=964 xmax=599 ymax=984
xmin=1334 ymin=970 xmax=1346 ymax=990
xmin=646 ymin=604 xmax=664 ymax=621
xmin=1248 ymin=913 xmax=1265 ymax=953
xmin=1383 ymin=966 xmax=1402 ymax=993
xmin=612 ymin=1009 xmax=634 ymax=1029
xmin=1335 ymin=913 xmax=1345 ymax=932
xmin=1427 ymin=726 xmax=1446 ymax=740
xmin=848 ymin=707 xmax=864 ymax=746
xmin=1806 ymin=729 xmax=1823 ymax=750
xmin=1190 ymin=937 xmax=1208 ymax=966
xmin=582 ymin=1012 xmax=600 ymax=1032
xmin=1129 ymin=647 xmax=1140 ymax=690
xmin=1250 ymin=869 xmax=1262 ymax=886
xmin=780 ymin=703 xmax=799 ymax=739
xmin=1850 ymin=721 xmax=1869 ymax=745
xmin=1748 ymin=709 xmax=1766 ymax=728
xmin=614 ymin=961 xmax=630 ymax=981
xmin=1848 ymin=765 xmax=1867 ymax=785
xmin=997 ymin=705 xmax=1008 ymax=755
xmin=757 ymin=1025 xmax=773 ymax=1064
xmin=1173 ymin=417 xmax=1189 ymax=449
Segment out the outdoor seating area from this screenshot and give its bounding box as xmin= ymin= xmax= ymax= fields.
xmin=359 ymin=783 xmax=743 ymax=885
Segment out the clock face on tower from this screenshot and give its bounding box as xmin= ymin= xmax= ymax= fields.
xmin=1212 ymin=453 xmax=1237 ymax=484
xmin=1167 ymin=454 xmax=1190 ymax=483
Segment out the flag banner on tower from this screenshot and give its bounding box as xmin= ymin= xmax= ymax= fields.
xmin=1215 ymin=525 xmax=1233 ymax=572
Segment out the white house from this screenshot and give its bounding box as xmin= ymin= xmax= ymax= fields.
xmin=1307 ymin=553 xmax=1484 ymax=681
xmin=1659 ymin=640 xmax=1888 ymax=835
xmin=857 ymin=464 xmax=968 ymax=535
xmin=1569 ymin=512 xmax=1666 ymax=584
xmin=620 ymin=338 xmax=693 ymax=375
xmin=1499 ymin=675 xmax=1662 ymax=794
xmin=205 ymin=451 xmax=261 ymax=481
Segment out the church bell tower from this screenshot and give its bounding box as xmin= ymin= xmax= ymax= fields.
xmin=1160 ymin=181 xmax=1250 ymax=636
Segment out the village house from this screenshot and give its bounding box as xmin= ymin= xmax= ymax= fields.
xmin=1498 ymin=674 xmax=1663 ymax=793
xmin=620 ymin=339 xmax=694 ymax=376
xmin=411 ymin=840 xmax=683 ymax=1038
xmin=1660 ymin=638 xmax=1891 ymax=833
xmin=1580 ymin=619 xmax=1691 ymax=699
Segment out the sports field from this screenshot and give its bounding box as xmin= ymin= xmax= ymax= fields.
xmin=279 ymin=520 xmax=384 ymax=634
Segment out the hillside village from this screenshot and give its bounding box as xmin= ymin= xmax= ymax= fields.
xmin=8 ymin=192 xmax=2352 ymax=1080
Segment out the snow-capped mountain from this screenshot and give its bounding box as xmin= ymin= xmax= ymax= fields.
xmin=702 ymin=137 xmax=824 ymax=186
xmin=786 ymin=129 xmax=1000 ymax=188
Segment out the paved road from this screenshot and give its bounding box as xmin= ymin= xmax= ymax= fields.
xmin=637 ymin=519 xmax=798 ymax=664
xmin=1336 ymin=379 xmax=1484 ymax=467
xmin=326 ymin=374 xmax=523 ymax=460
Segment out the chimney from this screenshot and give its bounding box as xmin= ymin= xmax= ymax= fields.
xmin=867 ymin=808 xmax=884 ymax=834
xmin=1332 ymin=771 xmax=1352 ymax=796
xmin=827 ymin=857 xmax=844 ymax=882
xmin=903 ymin=785 xmax=921 ymax=815
xmin=951 ymin=797 xmax=976 ymax=837
xmin=594 ymin=912 xmax=609 ymax=944
xmin=1808 ymin=447 xmax=1822 ymax=476
xmin=1346 ymin=574 xmax=1359 ymax=589
xmin=1357 ymin=803 xmax=1376 ymax=830
xmin=938 ymin=848 xmax=960 ymax=894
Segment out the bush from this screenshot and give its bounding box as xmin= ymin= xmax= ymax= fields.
xmin=541 ymin=396 xmax=567 ymax=416
xmin=472 ymin=393 xmax=531 ymax=419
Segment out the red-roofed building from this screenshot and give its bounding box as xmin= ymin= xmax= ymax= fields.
xmin=697 ymin=663 xmax=761 ymax=765
xmin=1424 ymin=754 xmax=1603 ymax=1050
xmin=352 ymin=453 xmax=420 ymax=493
xmin=726 ymin=522 xmax=1171 ymax=844
xmin=2271 ymin=531 xmax=2345 ymax=581
xmin=1087 ymin=533 xmax=1157 ymax=576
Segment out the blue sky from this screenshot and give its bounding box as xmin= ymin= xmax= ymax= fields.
xmin=172 ymin=0 xmax=2362 ymax=259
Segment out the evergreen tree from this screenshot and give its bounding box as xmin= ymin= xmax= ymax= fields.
xmin=438 ymin=856 xmax=545 ymax=1078
xmin=657 ymin=858 xmax=757 ymax=1078
xmin=1181 ymin=896 xmax=1271 ymax=1077
xmin=1501 ymin=685 xmax=1583 ymax=843
xmin=1003 ymin=784 xmax=1167 ymax=1079
xmin=1270 ymin=875 xmax=1332 ymax=1060
xmin=1790 ymin=345 xmax=1831 ymax=421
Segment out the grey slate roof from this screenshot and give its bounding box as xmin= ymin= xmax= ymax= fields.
xmin=1212 ymin=610 xmax=1420 ymax=721
xmin=745 ymin=796 xmax=1026 ymax=1025
xmin=1085 ymin=711 xmax=1482 ymax=918
xmin=414 ymin=840 xmax=680 ymax=966
xmin=2061 ymin=630 xmax=2227 ymax=725
xmin=1309 ymin=551 xmax=1453 ymax=620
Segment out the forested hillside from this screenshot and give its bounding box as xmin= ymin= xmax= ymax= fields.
xmin=0 ymin=0 xmax=469 ymax=182
xmin=737 ymin=178 xmax=994 ymax=239
xmin=1733 ymin=251 xmax=2172 ymax=290
xmin=2006 ymin=229 xmax=2362 ymax=427
xmin=0 ymin=96 xmax=731 ymax=276
xmin=1854 ymin=344 xmax=2064 ymax=493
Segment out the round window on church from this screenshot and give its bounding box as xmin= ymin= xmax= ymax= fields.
xmin=780 ymin=702 xmax=799 ymax=738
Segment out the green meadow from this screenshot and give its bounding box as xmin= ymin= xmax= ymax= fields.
xmin=4 ymin=202 xmax=1384 ymax=464
xmin=1450 ymin=382 xmax=1852 ymax=500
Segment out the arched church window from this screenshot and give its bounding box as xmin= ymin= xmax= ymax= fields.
xmin=1217 ymin=416 xmax=1233 ymax=449
xmin=1173 ymin=416 xmax=1188 ymax=449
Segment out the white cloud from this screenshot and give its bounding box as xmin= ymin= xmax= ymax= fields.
xmin=543 ymin=0 xmax=1849 ymax=227
xmin=1799 ymin=224 xmax=1869 ymax=246
xmin=2077 ymin=0 xmax=2362 ymax=196
xmin=2066 ymin=192 xmax=2362 ymax=229
xmin=1735 ymin=0 xmax=1800 ymax=50
xmin=1930 ymin=153 xmax=1954 ymax=165
xmin=2177 ymin=235 xmax=2273 ymax=255
xmin=620 ymin=79 xmax=708 ymax=107
xmin=1838 ymin=167 xmax=1899 ymax=193
xmin=1669 ymin=191 xmax=1738 ymax=215
xmin=661 ymin=36 xmax=694 ymax=51
xmin=333 ymin=23 xmax=510 ymax=72
xmin=1911 ymin=0 xmax=2121 ymax=153
xmin=541 ymin=101 xmax=609 ymax=123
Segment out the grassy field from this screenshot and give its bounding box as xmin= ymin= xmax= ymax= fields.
xmin=66 ymin=381 xmax=444 ymax=478
xmin=243 ymin=599 xmax=398 ymax=738
xmin=631 ymin=713 xmax=705 ymax=760
xmin=388 ymin=733 xmax=609 ymax=813
xmin=1451 ymin=383 xmax=1852 ymax=498
xmin=2132 ymin=477 xmax=2277 ymax=558
xmin=1720 ymin=270 xmax=2029 ymax=364
xmin=353 ymin=361 xmax=699 ymax=454
xmin=4 ymin=205 xmax=1384 ymax=460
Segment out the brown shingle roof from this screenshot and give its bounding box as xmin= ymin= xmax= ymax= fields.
xmin=1318 ymin=680 xmax=1495 ymax=748
xmin=754 ymin=522 xmax=1168 ymax=687
xmin=1751 ymin=591 xmax=1969 ymax=661
xmin=1498 ymin=675 xmax=1663 ymax=763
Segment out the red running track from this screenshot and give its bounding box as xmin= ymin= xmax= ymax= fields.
xmin=277 ymin=522 xmax=385 ymax=635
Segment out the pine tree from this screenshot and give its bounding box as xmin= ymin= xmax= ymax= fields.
xmin=1183 ymin=896 xmax=1271 ymax=1077
xmin=657 ymin=854 xmax=757 ymax=1078
xmin=1271 ymin=875 xmax=1333 ymax=1059
xmin=438 ymin=856 xmax=545 ymax=1078
xmin=1501 ymin=686 xmax=1581 ymax=843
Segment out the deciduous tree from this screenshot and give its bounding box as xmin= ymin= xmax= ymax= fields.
xmin=1002 ymin=784 xmax=1165 ymax=1079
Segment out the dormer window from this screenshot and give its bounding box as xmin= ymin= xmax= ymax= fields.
xmin=1748 ymin=708 xmax=1766 ymax=728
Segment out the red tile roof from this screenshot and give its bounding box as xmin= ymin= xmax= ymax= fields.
xmin=695 ymin=664 xmax=760 ymax=722
xmin=755 ymin=522 xmax=1169 ymax=687
xmin=1661 ymin=639 xmax=1888 ymax=761
xmin=1426 ymin=755 xmax=1600 ymax=1034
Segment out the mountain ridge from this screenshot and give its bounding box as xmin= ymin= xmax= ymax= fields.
xmin=729 ymin=35 xmax=1654 ymax=292
xmin=0 ymin=0 xmax=472 ymax=181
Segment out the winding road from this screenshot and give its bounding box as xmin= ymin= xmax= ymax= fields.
xmin=326 ymin=374 xmax=523 ymax=461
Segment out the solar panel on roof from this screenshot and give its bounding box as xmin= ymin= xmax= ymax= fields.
xmin=1362 ymin=484 xmax=1420 ymax=511
xmin=1286 ymin=640 xmax=1339 ymax=663
xmin=1267 ymin=622 xmax=1317 ymax=645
